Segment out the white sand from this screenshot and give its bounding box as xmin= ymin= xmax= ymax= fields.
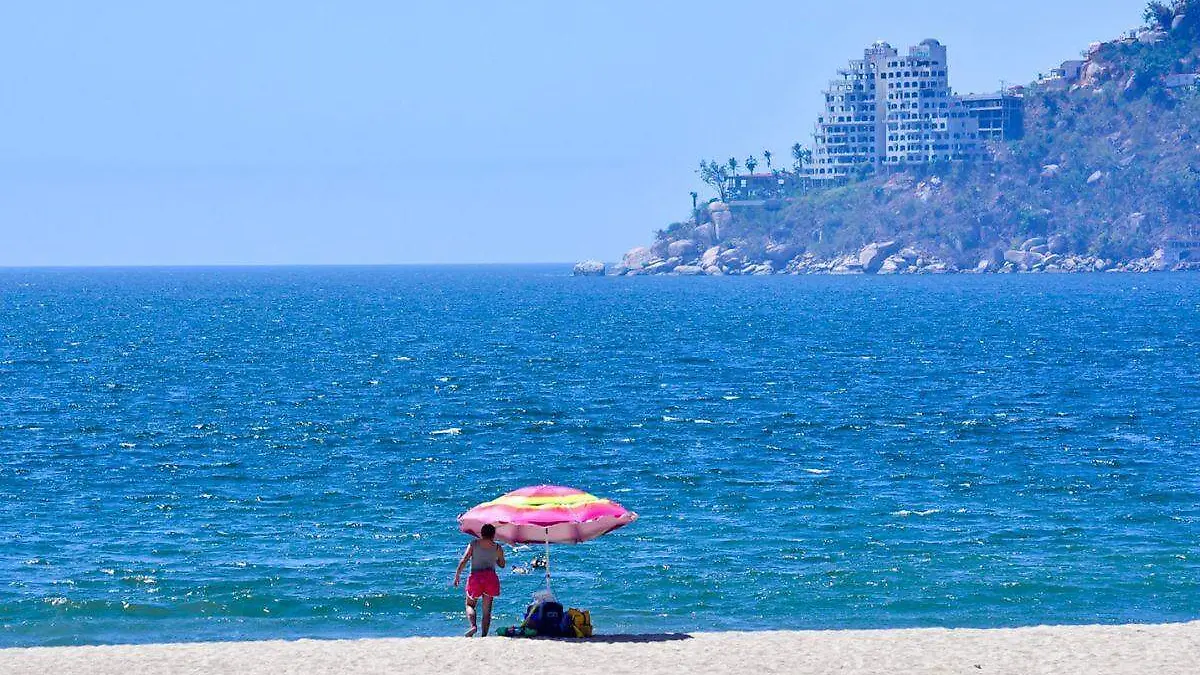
xmin=2 ymin=622 xmax=1199 ymax=675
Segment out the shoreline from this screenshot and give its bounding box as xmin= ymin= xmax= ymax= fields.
xmin=4 ymin=622 xmax=1199 ymax=675
xmin=590 ymin=237 xmax=1200 ymax=277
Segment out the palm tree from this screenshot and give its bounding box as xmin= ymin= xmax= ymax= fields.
xmin=791 ymin=143 xmax=812 ymax=173
xmin=689 ymin=191 xmax=698 ymax=213
xmin=745 ymin=156 xmax=758 ymax=174
xmin=763 ymin=150 xmax=773 ymax=170
xmin=727 ymin=157 xmax=739 ymax=176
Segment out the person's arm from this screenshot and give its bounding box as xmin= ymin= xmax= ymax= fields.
xmin=496 ymin=543 xmax=506 ymax=569
xmin=453 ymin=544 xmax=472 ymax=587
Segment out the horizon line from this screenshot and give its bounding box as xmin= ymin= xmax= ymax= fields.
xmin=0 ymin=261 xmax=589 ymax=270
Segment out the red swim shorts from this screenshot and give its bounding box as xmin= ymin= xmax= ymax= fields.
xmin=466 ymin=569 xmax=501 ymax=599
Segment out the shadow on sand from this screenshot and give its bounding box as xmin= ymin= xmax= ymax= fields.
xmin=534 ymin=633 xmax=693 ymax=644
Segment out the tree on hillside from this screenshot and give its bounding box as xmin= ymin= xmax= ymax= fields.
xmin=697 ymin=160 xmax=730 ymax=201
xmin=1145 ymin=1 xmax=1175 ymax=30
xmin=763 ymin=150 xmax=773 ymax=170
xmin=745 ymin=156 xmax=758 ymax=174
xmin=791 ymin=143 xmax=812 ymax=172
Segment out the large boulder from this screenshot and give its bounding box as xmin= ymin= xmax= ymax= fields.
xmin=1021 ymin=237 xmax=1047 ymax=251
xmin=667 ymin=239 xmax=698 ymax=260
xmin=1079 ymin=61 xmax=1107 ymax=88
xmin=1041 ymin=164 xmax=1061 ymax=178
xmin=1122 ymin=71 xmax=1148 ymax=99
xmin=693 ymin=222 xmax=716 ymax=246
xmin=859 ymin=241 xmax=903 ymax=273
xmin=1138 ymin=29 xmax=1168 ymax=44
xmin=621 ymin=247 xmax=655 ymax=269
xmin=572 ymin=260 xmax=605 ymax=276
xmin=765 ymin=243 xmax=799 ymax=265
xmin=673 ymin=265 xmax=705 ymax=276
xmin=1148 ymin=248 xmax=1169 ymax=272
xmin=878 ymin=255 xmax=909 ymax=275
xmin=701 ymin=246 xmax=721 ymax=268
xmin=708 ymin=202 xmax=733 ymax=239
xmin=644 ymin=259 xmax=675 ymax=275
xmin=1005 ymin=250 xmax=1038 ymax=269
xmin=976 ymin=247 xmax=1005 ymax=272
xmin=719 ymin=248 xmax=743 ymax=266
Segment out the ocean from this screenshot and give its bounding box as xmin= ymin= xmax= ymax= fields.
xmin=1 ymin=265 xmax=1198 ymax=647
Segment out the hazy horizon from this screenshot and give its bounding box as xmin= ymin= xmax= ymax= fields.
xmin=2 ymin=1 xmax=1143 ymax=266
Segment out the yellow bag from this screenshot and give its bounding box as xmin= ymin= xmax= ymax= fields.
xmin=566 ymin=608 xmax=593 ymax=638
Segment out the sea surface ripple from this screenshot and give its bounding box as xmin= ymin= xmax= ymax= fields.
xmin=1 ymin=266 xmax=1198 ymax=646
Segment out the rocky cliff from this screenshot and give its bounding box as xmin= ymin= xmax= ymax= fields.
xmin=603 ymin=2 xmax=1200 ymax=277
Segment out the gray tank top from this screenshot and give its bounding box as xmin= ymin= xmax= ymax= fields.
xmin=470 ymin=540 xmax=499 ymax=572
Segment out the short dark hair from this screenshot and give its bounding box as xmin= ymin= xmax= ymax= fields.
xmin=481 ymin=524 xmax=496 ymax=539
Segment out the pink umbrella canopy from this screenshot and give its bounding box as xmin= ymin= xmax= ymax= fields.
xmin=457 ymin=485 xmax=637 ymax=544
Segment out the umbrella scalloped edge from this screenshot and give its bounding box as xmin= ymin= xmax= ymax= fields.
xmin=457 ymin=485 xmax=637 ymax=544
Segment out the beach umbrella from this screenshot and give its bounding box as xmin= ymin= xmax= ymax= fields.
xmin=457 ymin=485 xmax=637 ymax=592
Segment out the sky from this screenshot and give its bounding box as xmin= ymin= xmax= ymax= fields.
xmin=0 ymin=1 xmax=1145 ymax=266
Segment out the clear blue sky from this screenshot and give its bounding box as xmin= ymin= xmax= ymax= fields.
xmin=0 ymin=1 xmax=1143 ymax=266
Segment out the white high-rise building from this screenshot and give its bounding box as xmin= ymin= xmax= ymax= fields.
xmin=810 ymin=39 xmax=985 ymax=183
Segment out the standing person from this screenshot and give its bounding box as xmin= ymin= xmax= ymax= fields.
xmin=453 ymin=523 xmax=505 ymax=636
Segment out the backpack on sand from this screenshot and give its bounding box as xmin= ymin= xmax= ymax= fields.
xmin=534 ymin=601 xmax=565 ymax=636
xmin=565 ymin=608 xmax=593 ymax=638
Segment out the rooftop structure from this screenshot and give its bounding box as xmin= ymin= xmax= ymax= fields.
xmin=1164 ymin=73 xmax=1200 ymax=88
xmin=725 ymin=172 xmax=791 ymax=201
xmin=1165 ymin=238 xmax=1200 ymax=264
xmin=1039 ymin=59 xmax=1087 ymax=89
xmin=960 ymin=92 xmax=1025 ymax=141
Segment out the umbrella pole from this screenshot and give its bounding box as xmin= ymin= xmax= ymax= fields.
xmin=544 ymin=527 xmax=551 ymax=593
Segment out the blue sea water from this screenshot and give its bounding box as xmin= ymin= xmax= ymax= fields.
xmin=1 ymin=265 xmax=1199 ymax=647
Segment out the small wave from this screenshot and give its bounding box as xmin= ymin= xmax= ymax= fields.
xmin=431 ymin=428 xmax=462 ymax=436
xmin=802 ymin=468 xmax=831 ymax=475
xmin=693 ymin=419 xmax=713 ymax=424
xmin=892 ymin=509 xmax=941 ymax=517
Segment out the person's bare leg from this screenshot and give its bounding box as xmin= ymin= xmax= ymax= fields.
xmin=480 ymin=596 xmax=494 ymax=637
xmin=464 ymin=597 xmax=478 ymax=637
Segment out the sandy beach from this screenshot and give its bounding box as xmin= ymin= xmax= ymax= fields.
xmin=2 ymin=622 xmax=1198 ymax=675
